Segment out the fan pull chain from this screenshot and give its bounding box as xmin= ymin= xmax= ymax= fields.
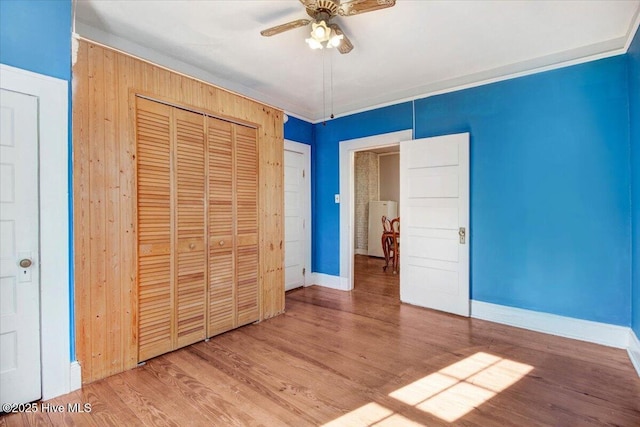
xmin=330 ymin=50 xmax=334 ymax=120
xmin=322 ymin=48 xmax=327 ymax=126
xmin=322 ymin=49 xmax=335 ymax=126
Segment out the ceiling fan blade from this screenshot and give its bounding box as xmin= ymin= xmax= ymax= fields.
xmin=260 ymin=19 xmax=311 ymax=37
xmin=338 ymin=0 xmax=396 ymax=16
xmin=299 ymin=0 xmax=318 ymax=9
xmin=329 ymin=23 xmax=354 ymax=54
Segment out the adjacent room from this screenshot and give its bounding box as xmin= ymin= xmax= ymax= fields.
xmin=1 ymin=0 xmax=640 ymax=425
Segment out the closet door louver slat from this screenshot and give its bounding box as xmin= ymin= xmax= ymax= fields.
xmin=208 ymin=117 xmax=235 ymax=336
xmin=235 ymin=126 xmax=259 ymax=326
xmin=175 ymin=109 xmax=207 ymax=348
xmin=136 ymin=98 xmax=173 ymax=361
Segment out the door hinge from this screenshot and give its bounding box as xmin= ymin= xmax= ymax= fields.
xmin=302 ymin=268 xmax=306 ymax=276
xmin=302 ymin=169 xmax=305 ymax=178
xmin=303 ymin=219 xmax=305 ymax=229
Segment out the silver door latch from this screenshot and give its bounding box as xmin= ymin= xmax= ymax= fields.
xmin=459 ymin=227 xmax=466 ymax=244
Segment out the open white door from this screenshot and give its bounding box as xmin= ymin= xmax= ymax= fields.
xmin=0 ymin=88 xmax=41 ymax=404
xmin=400 ymin=133 xmax=469 ymax=316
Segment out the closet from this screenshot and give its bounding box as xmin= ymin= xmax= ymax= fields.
xmin=136 ymin=97 xmax=258 ymax=362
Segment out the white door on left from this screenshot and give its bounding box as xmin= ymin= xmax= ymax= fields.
xmin=0 ymin=89 xmax=41 ymax=405
xmin=284 ymin=148 xmax=307 ymax=291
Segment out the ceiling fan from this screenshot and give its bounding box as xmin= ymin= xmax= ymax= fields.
xmin=260 ymin=0 xmax=397 ymax=54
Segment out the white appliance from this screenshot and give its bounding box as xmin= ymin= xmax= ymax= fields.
xmin=367 ymin=200 xmax=398 ymax=257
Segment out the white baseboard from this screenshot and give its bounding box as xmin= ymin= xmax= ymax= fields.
xmin=308 ymin=273 xmax=351 ymax=291
xmin=471 ymin=300 xmax=629 ymax=349
xmin=628 ymin=330 xmax=640 ymax=377
xmin=69 ymin=361 xmax=82 ymax=392
xmin=354 ymin=249 xmax=368 ymax=256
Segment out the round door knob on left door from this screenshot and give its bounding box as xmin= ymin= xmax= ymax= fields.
xmin=19 ymin=258 xmax=32 ymax=268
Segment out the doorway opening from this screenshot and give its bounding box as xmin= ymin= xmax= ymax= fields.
xmin=340 ymin=130 xmax=470 ymax=317
xmin=338 ymin=129 xmax=412 ymax=292
xmin=352 ymin=146 xmax=400 ymax=297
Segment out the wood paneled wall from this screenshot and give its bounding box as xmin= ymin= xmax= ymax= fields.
xmin=72 ymin=40 xmax=284 ymax=383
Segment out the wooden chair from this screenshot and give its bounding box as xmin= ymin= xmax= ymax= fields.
xmin=389 ymin=217 xmax=400 ymax=273
xmin=381 ymin=216 xmax=392 ymax=271
xmin=381 ymin=216 xmax=400 ymax=273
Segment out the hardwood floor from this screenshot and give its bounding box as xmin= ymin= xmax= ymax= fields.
xmin=353 ymin=254 xmax=399 ymax=298
xmin=3 ymin=256 xmax=639 ymax=426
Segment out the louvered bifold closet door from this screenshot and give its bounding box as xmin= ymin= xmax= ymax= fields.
xmin=174 ymin=109 xmax=207 ymax=347
xmin=207 ymin=117 xmax=235 ymax=336
xmin=138 ymin=100 xmax=259 ymax=356
xmin=136 ymin=98 xmax=173 ymax=361
xmin=235 ymin=125 xmax=259 ymax=326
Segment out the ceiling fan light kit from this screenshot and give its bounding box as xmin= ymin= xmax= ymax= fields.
xmin=260 ymin=0 xmax=397 ymax=54
xmin=305 ymin=20 xmax=344 ymax=50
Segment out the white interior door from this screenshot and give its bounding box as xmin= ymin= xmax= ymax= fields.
xmin=284 ymin=142 xmax=310 ymax=291
xmin=399 ymin=133 xmax=469 ymax=316
xmin=0 ymin=89 xmax=41 ymax=404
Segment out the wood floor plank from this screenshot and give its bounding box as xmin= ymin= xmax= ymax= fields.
xmin=2 ymin=254 xmax=639 ymax=426
xmin=77 ymin=379 xmax=143 ymax=426
xmin=43 ymin=390 xmax=99 ymax=426
xmin=165 ymin=347 xmax=306 ymax=426
xmin=103 ymin=370 xmax=182 ymax=426
xmin=142 ymin=355 xmax=270 ymax=426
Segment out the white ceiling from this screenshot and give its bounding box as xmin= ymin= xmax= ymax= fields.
xmin=75 ymin=0 xmax=640 ymax=122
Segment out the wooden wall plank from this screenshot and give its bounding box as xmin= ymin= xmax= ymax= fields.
xmin=73 ymin=40 xmax=284 ymax=383
xmin=88 ymin=43 xmax=107 ymax=381
xmin=119 ymin=53 xmax=137 ymax=372
xmin=104 ymin=47 xmax=123 ymax=377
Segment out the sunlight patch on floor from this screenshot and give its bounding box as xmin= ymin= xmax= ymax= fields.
xmin=373 ymin=413 xmax=424 ymax=426
xmin=390 ymin=352 xmax=533 ymax=422
xmin=322 ymin=352 xmax=532 ymax=426
xmin=322 ymin=402 xmax=393 ymax=426
xmin=322 ymin=402 xmax=423 ymax=427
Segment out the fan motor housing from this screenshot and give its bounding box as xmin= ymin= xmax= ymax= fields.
xmin=307 ymin=0 xmax=340 ymax=17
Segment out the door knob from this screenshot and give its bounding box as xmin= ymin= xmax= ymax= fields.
xmin=19 ymin=258 xmax=32 ymax=268
xmin=458 ymin=227 xmax=466 ymax=244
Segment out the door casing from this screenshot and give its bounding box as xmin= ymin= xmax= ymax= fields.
xmin=339 ymin=130 xmax=413 ymax=290
xmin=0 ymin=64 xmax=75 ymax=399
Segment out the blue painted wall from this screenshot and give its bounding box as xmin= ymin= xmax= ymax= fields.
xmin=629 ymin=27 xmax=640 ymax=337
xmin=1 ymin=0 xmax=74 ymax=356
xmin=0 ymin=0 xmax=71 ymax=81
xmin=284 ymin=115 xmax=314 ymax=145
xmin=415 ymin=57 xmax=630 ymax=325
xmin=312 ymin=57 xmax=631 ymax=326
